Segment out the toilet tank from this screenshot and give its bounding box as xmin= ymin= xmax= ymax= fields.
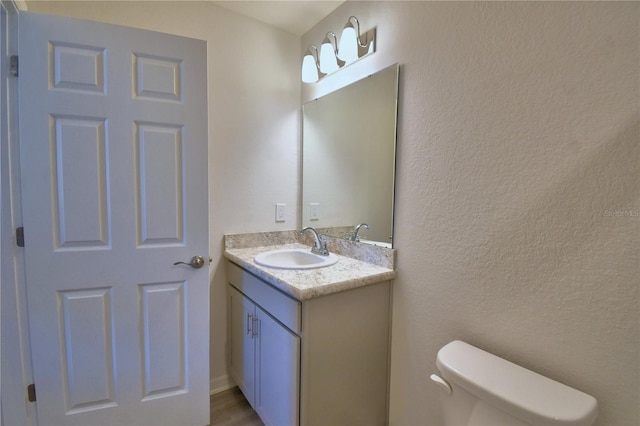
xmin=434 ymin=341 xmax=598 ymax=426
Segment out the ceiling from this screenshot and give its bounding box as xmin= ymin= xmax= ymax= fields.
xmin=212 ymin=1 xmax=344 ymax=36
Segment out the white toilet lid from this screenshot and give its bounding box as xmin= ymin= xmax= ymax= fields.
xmin=436 ymin=340 xmax=598 ymax=426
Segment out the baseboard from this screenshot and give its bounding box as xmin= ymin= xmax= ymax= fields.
xmin=210 ymin=374 xmax=234 ymax=395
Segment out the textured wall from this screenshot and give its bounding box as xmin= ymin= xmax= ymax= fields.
xmin=303 ymin=2 xmax=639 ymax=425
xmin=23 ymin=2 xmax=639 ymax=425
xmin=26 ymin=0 xmax=301 ymax=392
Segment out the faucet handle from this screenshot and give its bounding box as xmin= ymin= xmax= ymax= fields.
xmin=315 ymin=234 xmax=330 ymax=256
xmin=313 ymin=234 xmax=329 ymax=256
xmin=300 ymin=227 xmax=330 ymax=256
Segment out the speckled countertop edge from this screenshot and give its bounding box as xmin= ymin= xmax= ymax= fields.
xmin=224 ymin=243 xmax=396 ymax=301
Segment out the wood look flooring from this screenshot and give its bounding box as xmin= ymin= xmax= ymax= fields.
xmin=210 ymin=387 xmax=264 ymax=426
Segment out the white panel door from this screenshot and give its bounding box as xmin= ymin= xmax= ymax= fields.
xmin=18 ymin=12 xmax=209 ymax=426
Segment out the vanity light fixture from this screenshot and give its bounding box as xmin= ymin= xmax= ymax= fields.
xmin=337 ymin=16 xmax=376 ymax=64
xmin=302 ymin=16 xmax=376 ymax=83
xmin=301 ymin=45 xmax=325 ymax=83
xmin=319 ymin=32 xmax=344 ymax=74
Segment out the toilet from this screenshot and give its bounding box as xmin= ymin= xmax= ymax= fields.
xmin=431 ymin=340 xmax=598 ymax=426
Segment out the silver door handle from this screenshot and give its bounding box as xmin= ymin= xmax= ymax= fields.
xmin=173 ymin=255 xmax=205 ymax=269
xmin=252 ymin=316 xmax=259 ymax=338
xmin=247 ymin=314 xmax=253 ymax=335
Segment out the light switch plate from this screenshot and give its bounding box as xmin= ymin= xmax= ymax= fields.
xmin=275 ymin=203 xmax=286 ymax=222
xmin=310 ymin=203 xmax=320 ymax=220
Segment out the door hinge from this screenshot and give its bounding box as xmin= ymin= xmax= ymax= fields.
xmin=16 ymin=227 xmax=24 ymax=247
xmin=27 ymin=384 xmax=36 ymax=402
xmin=9 ymin=55 xmax=18 ymax=77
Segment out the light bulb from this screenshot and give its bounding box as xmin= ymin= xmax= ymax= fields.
xmin=338 ymin=26 xmax=358 ymax=63
xmin=319 ymin=41 xmax=338 ymax=73
xmin=301 ymin=53 xmax=319 ymax=83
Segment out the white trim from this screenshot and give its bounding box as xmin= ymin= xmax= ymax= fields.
xmin=14 ymin=0 xmax=27 ymax=11
xmin=210 ymin=374 xmax=234 ymax=395
xmin=1 ymin=0 xmax=27 ymax=14
xmin=1 ymin=4 xmax=36 ymax=426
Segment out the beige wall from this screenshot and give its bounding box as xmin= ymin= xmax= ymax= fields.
xmin=26 ymin=0 xmax=301 ymax=392
xmin=23 ymin=2 xmax=639 ymax=425
xmin=303 ymin=2 xmax=638 ymax=425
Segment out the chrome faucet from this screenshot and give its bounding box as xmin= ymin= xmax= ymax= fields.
xmin=347 ymin=223 xmax=369 ymax=242
xmin=300 ymin=227 xmax=329 ymax=256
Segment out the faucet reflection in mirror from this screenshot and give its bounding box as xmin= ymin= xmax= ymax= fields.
xmin=345 ymin=223 xmax=369 ymax=242
xmin=301 ymin=16 xmax=376 ymax=83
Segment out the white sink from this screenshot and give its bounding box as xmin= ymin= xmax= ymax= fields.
xmin=254 ymin=248 xmax=338 ymax=270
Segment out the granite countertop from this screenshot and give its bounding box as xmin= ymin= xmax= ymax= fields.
xmin=224 ymin=243 xmax=396 ymax=300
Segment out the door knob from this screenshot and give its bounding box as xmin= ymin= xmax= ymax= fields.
xmin=173 ymin=255 xmax=205 ymax=269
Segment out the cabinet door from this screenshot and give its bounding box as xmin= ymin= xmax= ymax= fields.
xmin=228 ymin=285 xmax=256 ymax=406
xmin=255 ymin=306 xmax=300 ymax=426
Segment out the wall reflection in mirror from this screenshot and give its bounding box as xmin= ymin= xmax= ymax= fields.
xmin=302 ymin=63 xmax=399 ymax=247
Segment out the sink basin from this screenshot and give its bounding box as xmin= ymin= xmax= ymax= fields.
xmin=254 ymin=248 xmax=338 ymax=270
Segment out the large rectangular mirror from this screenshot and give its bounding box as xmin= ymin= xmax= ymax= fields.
xmin=302 ymin=63 xmax=399 ymax=247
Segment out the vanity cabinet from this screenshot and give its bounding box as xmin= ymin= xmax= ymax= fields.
xmin=227 ymin=261 xmax=391 ymax=426
xmin=228 ymin=283 xmax=300 ymax=426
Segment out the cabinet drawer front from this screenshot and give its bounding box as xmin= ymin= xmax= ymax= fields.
xmin=227 ymin=262 xmax=301 ymax=334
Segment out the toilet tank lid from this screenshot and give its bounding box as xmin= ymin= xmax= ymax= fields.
xmin=436 ymin=341 xmax=598 ymax=426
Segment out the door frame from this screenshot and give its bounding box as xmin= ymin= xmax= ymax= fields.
xmin=1 ymin=1 xmax=37 ymax=425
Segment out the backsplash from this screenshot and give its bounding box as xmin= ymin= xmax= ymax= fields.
xmin=224 ymin=230 xmax=299 ymax=249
